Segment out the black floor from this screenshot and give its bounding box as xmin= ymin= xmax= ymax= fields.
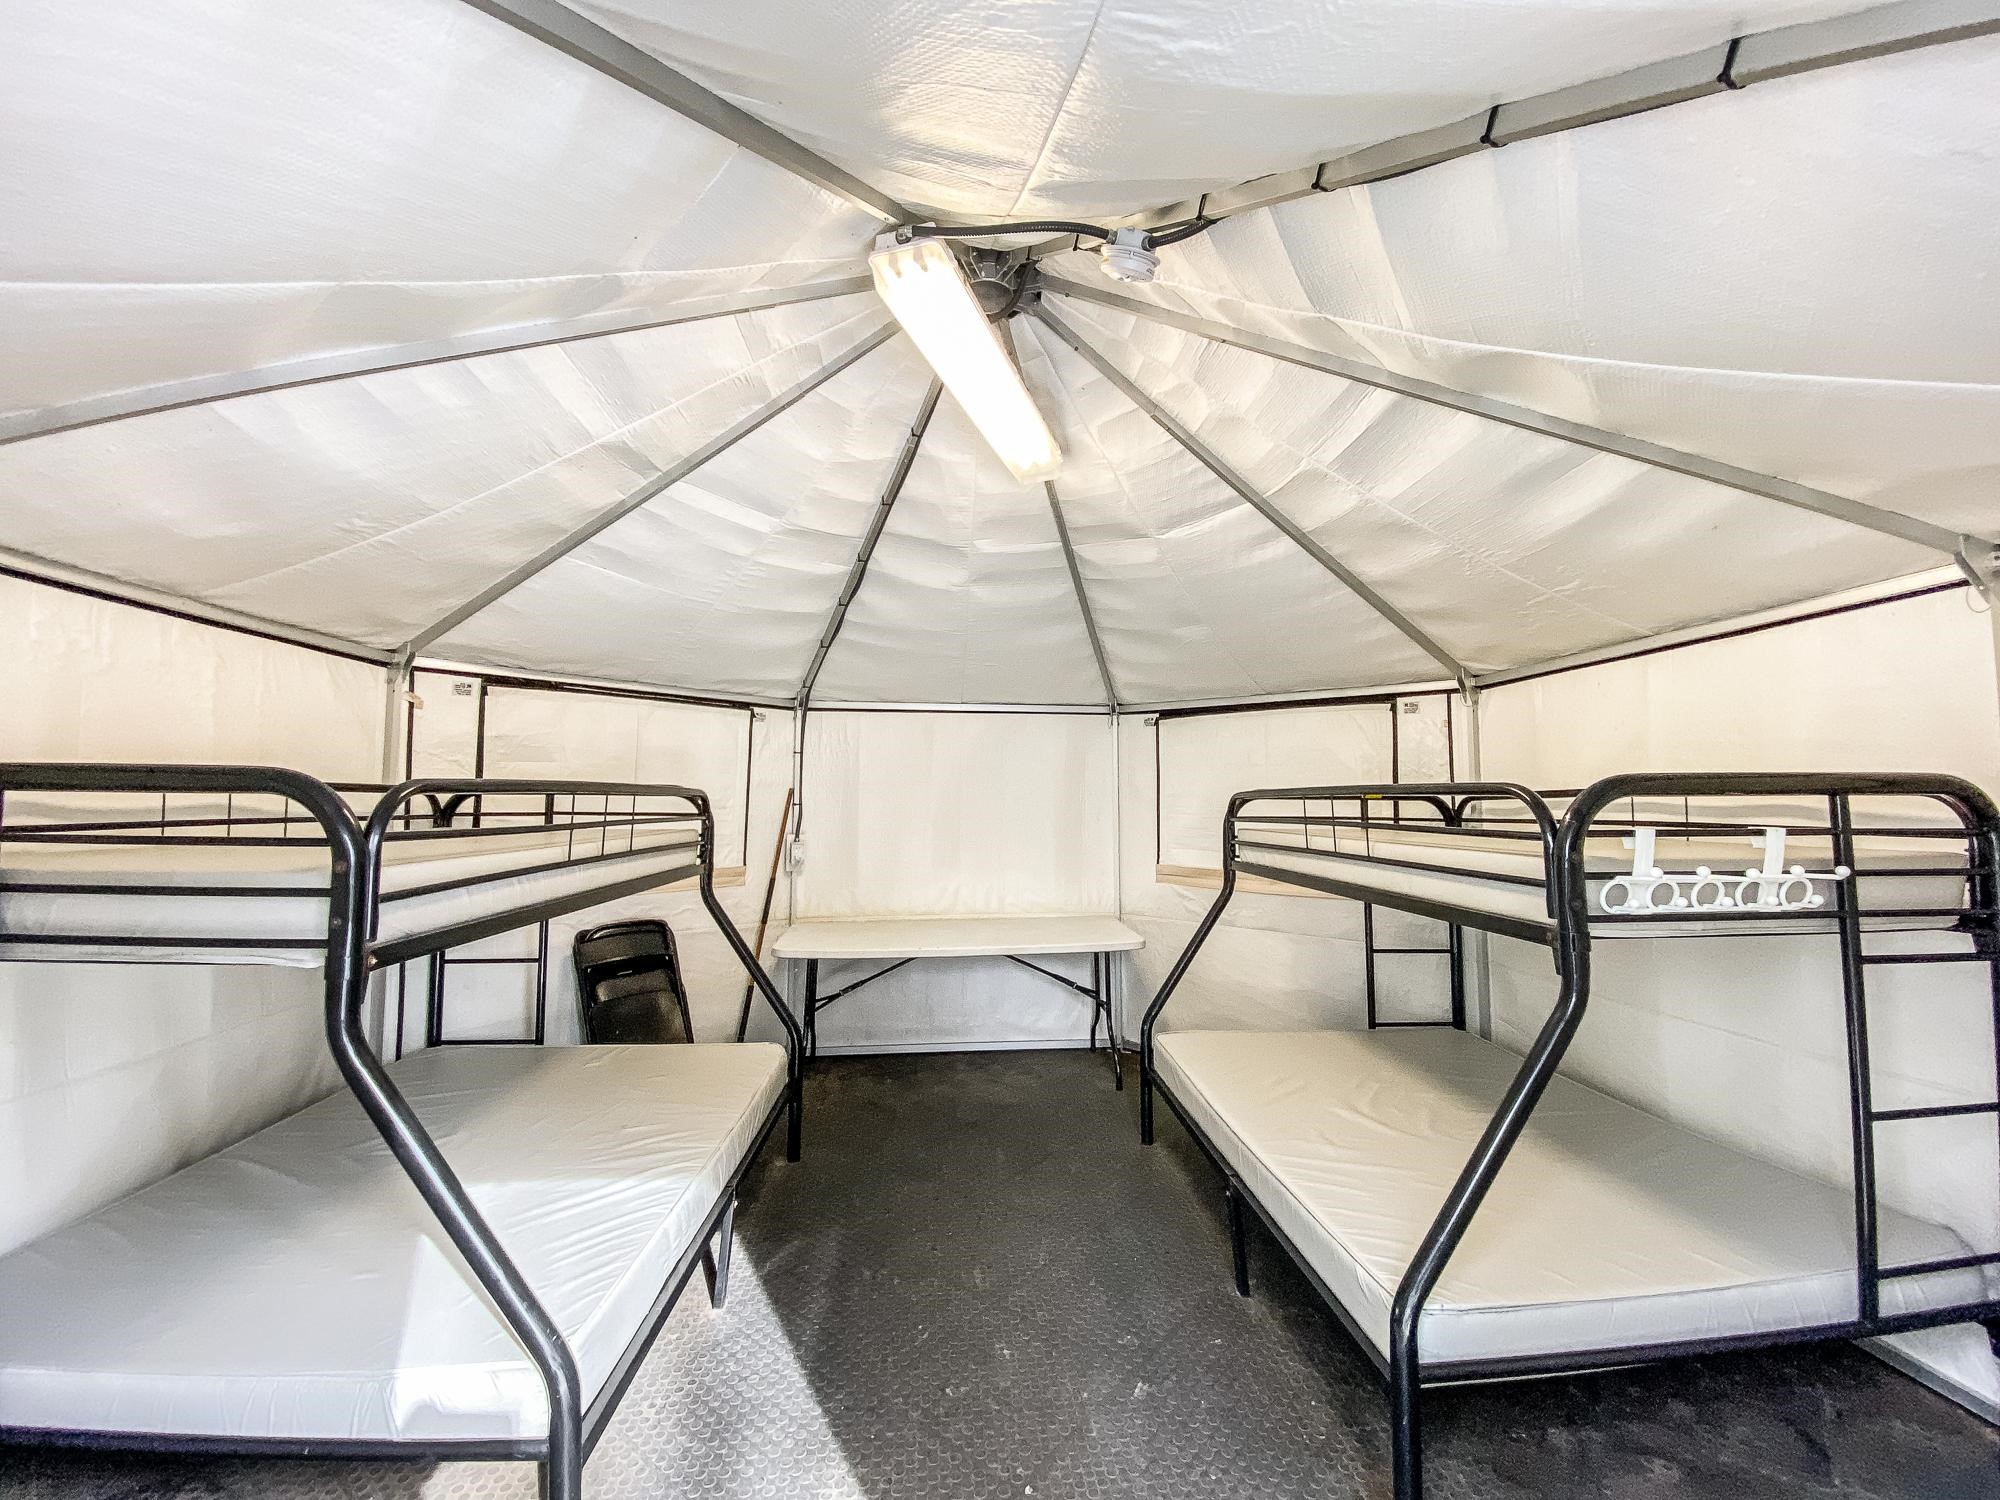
xmin=9 ymin=1049 xmax=2000 ymax=1499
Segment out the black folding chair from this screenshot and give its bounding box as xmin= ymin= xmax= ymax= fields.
xmin=572 ymin=919 xmax=693 ymax=1044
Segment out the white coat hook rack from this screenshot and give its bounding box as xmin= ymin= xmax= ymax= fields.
xmin=1598 ymin=824 xmax=1851 ymax=915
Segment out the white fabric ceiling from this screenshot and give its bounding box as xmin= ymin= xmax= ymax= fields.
xmin=0 ymin=0 xmax=1990 ymax=708
xmin=568 ymin=0 xmax=1875 ymax=218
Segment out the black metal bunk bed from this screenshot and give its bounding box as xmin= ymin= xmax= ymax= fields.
xmin=0 ymin=763 xmax=805 ymax=1500
xmin=1139 ymin=772 xmax=2000 ymax=1500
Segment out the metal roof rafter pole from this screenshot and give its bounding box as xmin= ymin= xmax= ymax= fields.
xmin=1043 ymin=277 xmax=1973 ymax=555
xmin=403 ymin=323 xmax=898 ymax=655
xmin=0 ymin=276 xmax=873 ymax=448
xmin=796 ymin=380 xmax=943 ymax=705
xmin=456 ymin=0 xmax=913 ymax=223
xmin=1030 ymin=303 xmax=1471 ymax=688
xmin=1046 ymin=481 xmax=1120 ymax=710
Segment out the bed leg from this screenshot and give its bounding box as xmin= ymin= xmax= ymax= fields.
xmin=1983 ymin=1318 xmax=2000 ymax=1359
xmin=786 ymin=1085 xmax=803 ymax=1162
xmin=1225 ymin=1182 xmax=1250 ymax=1297
xmin=1140 ymin=1073 xmax=1154 ymax=1145
xmin=542 ymin=1445 xmax=583 ymax=1500
xmin=1390 ymin=1354 xmax=1423 ymax=1500
xmin=705 ymin=1195 xmax=737 ymax=1309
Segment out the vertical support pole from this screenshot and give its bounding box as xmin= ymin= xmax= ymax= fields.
xmin=705 ymin=1195 xmax=737 ymax=1309
xmin=804 ymin=959 xmax=820 ymax=1061
xmin=1226 ymin=1181 xmax=1251 ymax=1297
xmin=532 ymin=919 xmax=550 ymax=1046
xmin=1830 ymin=792 xmax=1880 ymax=1323
xmin=380 ymin=648 xmax=415 ymax=783
xmin=1363 ymin=903 xmax=1379 ymax=1029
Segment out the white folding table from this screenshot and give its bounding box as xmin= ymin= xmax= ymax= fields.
xmin=771 ymin=915 xmax=1144 ymax=1087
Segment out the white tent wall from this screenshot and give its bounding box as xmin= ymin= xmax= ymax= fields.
xmin=1476 ymin=582 xmax=2000 ymax=1414
xmin=791 ymin=710 xmax=1117 ymax=1051
xmin=400 ymin=671 xmax=794 ymax=1051
xmin=0 ymin=575 xmax=383 ymax=1255
xmin=1116 ymin=694 xmax=1462 ymax=1041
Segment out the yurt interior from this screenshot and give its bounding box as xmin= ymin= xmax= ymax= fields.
xmin=4 ymin=2 xmax=2000 ymax=1497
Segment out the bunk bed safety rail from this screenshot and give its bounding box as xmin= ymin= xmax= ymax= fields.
xmin=1136 ymin=782 xmax=1559 ymax=1143
xmin=363 ymin=778 xmax=806 ymax=1162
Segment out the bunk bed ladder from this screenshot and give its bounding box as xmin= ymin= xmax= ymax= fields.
xmin=1356 ymin=794 xmax=1467 ymax=1032
xmin=1831 ymin=793 xmax=2000 ymax=1337
xmin=1361 ymin=904 xmax=1465 ymax=1031
xmin=420 ymin=921 xmax=552 ymax=1049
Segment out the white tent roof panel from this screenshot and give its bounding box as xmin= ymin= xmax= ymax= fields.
xmin=1046 ymin=295 xmax=1938 ymax=671
xmin=1021 ymin=322 xmax=1445 ymax=700
xmin=571 ymin=0 xmax=1874 ymax=218
xmin=0 ymin=297 xmax=884 ymax=648
xmin=0 ymin=0 xmax=875 ymax=420
xmin=810 ymin=387 xmax=1109 ymax=705
xmin=1041 ymin=37 xmax=2000 ymax=535
xmin=435 ymin=338 xmax=932 ymax=699
xmin=0 ymin=1 xmax=1988 ymax=705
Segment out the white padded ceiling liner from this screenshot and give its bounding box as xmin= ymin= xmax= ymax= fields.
xmin=0 ymin=0 xmax=875 ymax=422
xmin=437 ymin=338 xmax=934 ymax=698
xmin=1017 ymin=322 xmax=1443 ymax=700
xmin=0 ymin=1 xmax=1988 ymax=708
xmin=0 ymin=298 xmax=886 ymax=648
xmin=1042 ymin=295 xmax=1935 ymax=672
xmin=1041 ymin=38 xmax=2000 ymax=536
xmin=810 ymin=382 xmax=1107 ymax=705
xmin=570 ymin=0 xmax=1870 ymax=218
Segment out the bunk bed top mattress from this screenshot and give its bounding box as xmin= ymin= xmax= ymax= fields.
xmin=1234 ymin=825 xmax=1966 ymax=939
xmin=1153 ymin=1027 xmax=1986 ymax=1369
xmin=0 ymin=1041 xmax=786 ymax=1445
xmin=0 ymin=825 xmax=701 ymax=964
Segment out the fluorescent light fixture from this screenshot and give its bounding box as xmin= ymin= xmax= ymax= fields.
xmin=868 ymin=237 xmax=1062 ymax=481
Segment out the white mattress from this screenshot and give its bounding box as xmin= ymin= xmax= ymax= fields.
xmin=0 ymin=1042 xmax=786 ymax=1444
xmin=774 ymin=913 xmax=1143 ymax=960
xmin=0 ymin=823 xmax=702 ymax=964
xmin=1235 ymin=823 xmax=1968 ymax=940
xmin=1154 ymin=1028 xmax=1987 ymax=1370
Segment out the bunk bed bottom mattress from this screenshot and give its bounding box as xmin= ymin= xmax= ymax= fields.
xmin=1153 ymin=1028 xmax=1987 ymax=1370
xmin=0 ymin=1042 xmax=786 ymax=1445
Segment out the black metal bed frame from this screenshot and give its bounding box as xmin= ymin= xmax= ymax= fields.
xmin=0 ymin=763 xmax=806 ymax=1500
xmin=1138 ymin=771 xmax=2000 ymax=1500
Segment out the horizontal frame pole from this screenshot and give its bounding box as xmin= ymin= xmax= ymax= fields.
xmin=1024 ymin=0 xmax=2000 ymax=255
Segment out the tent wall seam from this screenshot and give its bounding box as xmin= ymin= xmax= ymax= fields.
xmin=1041 ymin=277 xmax=1977 ymax=557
